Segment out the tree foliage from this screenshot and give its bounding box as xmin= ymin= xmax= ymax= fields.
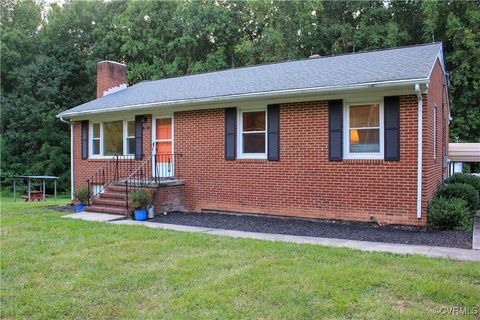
xmin=1 ymin=0 xmax=479 ymax=192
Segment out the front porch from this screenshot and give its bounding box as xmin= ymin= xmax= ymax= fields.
xmin=84 ymin=153 xmax=184 ymax=216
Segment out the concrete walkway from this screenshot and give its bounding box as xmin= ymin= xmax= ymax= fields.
xmin=63 ymin=212 xmax=125 ymax=222
xmin=473 ymin=218 xmax=480 ymax=250
xmin=107 ymin=219 xmax=480 ymax=262
xmin=62 ymin=212 xmax=479 ymax=261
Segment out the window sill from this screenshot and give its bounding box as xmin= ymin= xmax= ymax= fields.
xmin=344 ymin=153 xmax=384 ymax=160
xmin=341 ymin=158 xmax=387 ymax=165
xmin=87 ymin=155 xmax=135 ymax=161
xmin=236 ymin=154 xmax=267 ymax=160
xmin=234 ymin=158 xmax=269 ymax=163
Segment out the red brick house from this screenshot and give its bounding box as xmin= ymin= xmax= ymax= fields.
xmin=58 ymin=43 xmax=449 ymax=226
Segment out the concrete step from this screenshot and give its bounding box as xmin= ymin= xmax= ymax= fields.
xmin=112 ymin=179 xmax=181 ymax=188
xmin=108 ymin=185 xmax=158 ymax=194
xmin=99 ymin=191 xmax=127 ymax=200
xmin=85 ymin=204 xmax=131 ymax=216
xmin=91 ymin=197 xmax=126 ymax=207
xmin=107 ymin=185 xmax=129 ymax=193
xmin=98 ymin=186 xmax=158 ymax=201
xmin=113 ymin=180 xmax=153 ymax=187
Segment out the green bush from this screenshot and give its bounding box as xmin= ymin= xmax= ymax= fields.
xmin=438 ymin=183 xmax=479 ymax=214
xmin=75 ymin=186 xmax=90 ymax=204
xmin=444 ymin=173 xmax=480 ymax=196
xmin=130 ymin=189 xmax=151 ymax=209
xmin=428 ymin=197 xmax=471 ymax=230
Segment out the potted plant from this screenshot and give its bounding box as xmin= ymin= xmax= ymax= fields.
xmin=74 ymin=186 xmax=89 ymax=212
xmin=130 ymin=189 xmax=151 ymax=221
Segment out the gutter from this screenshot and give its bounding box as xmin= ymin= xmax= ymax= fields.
xmin=57 ymin=78 xmax=430 ymax=119
xmin=415 ymin=84 xmax=423 ymax=219
xmin=60 ymin=116 xmax=74 ymax=200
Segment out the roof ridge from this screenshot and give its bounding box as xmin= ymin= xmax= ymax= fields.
xmin=59 ymin=42 xmax=442 ymax=118
xmin=133 ymin=42 xmax=443 ymax=86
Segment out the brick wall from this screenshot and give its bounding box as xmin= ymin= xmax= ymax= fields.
xmin=96 ymin=61 xmax=127 ymax=98
xmin=152 ymin=183 xmax=187 ymax=213
xmin=422 ymin=60 xmax=449 ymax=213
xmin=174 ymin=96 xmax=427 ymax=226
xmin=72 ymin=115 xmax=152 ymax=192
xmin=72 ymin=90 xmax=446 ymax=226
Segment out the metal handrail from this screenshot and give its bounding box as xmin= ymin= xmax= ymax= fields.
xmin=124 ymin=153 xmax=182 ymax=211
xmin=85 ymin=154 xmax=139 ymax=204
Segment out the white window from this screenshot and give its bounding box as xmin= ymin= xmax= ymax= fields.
xmin=89 ymin=120 xmax=135 ymax=158
xmin=103 ymin=121 xmax=123 ymax=156
xmin=125 ymin=120 xmax=136 ymax=155
xmin=92 ymin=184 xmax=105 ymax=195
xmin=92 ymin=123 xmax=101 ymax=155
xmin=237 ymin=108 xmax=267 ymax=159
xmin=344 ymin=102 xmax=384 ymax=159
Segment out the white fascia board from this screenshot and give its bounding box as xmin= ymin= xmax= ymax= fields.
xmin=427 ymin=55 xmax=446 ymax=81
xmin=58 ymin=78 xmax=429 ymax=119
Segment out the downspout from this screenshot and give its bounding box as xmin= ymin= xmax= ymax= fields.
xmin=415 ymin=84 xmax=423 ymax=219
xmin=60 ymin=116 xmax=74 ymax=200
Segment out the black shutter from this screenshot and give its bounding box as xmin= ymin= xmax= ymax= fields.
xmin=81 ymin=120 xmax=88 ymax=160
xmin=328 ymin=100 xmax=343 ymax=160
xmin=384 ymin=96 xmax=400 ymax=161
xmin=135 ymin=115 xmax=144 ymax=160
xmin=225 ymin=108 xmax=236 ymax=160
xmin=267 ymin=104 xmax=280 ymax=161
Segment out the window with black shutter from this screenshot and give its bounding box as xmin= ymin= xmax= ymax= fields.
xmin=384 ymin=96 xmax=400 ymax=161
xmin=81 ymin=120 xmax=89 ymax=160
xmin=225 ymin=108 xmax=236 ymax=160
xmin=267 ymin=104 xmax=280 ymax=161
xmin=328 ymin=100 xmax=343 ymax=160
xmin=134 ymin=115 xmax=143 ymax=160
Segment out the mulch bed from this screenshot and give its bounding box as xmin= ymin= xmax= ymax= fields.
xmin=153 ymin=211 xmax=473 ymax=249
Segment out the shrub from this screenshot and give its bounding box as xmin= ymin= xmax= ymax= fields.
xmin=428 ymin=197 xmax=471 ymax=230
xmin=438 ymin=183 xmax=479 ymax=214
xmin=444 ymin=173 xmax=480 ymax=196
xmin=75 ymin=186 xmax=90 ymax=204
xmin=130 ymin=189 xmax=151 ymax=209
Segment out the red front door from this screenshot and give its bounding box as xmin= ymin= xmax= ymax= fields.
xmin=154 ymin=117 xmax=174 ymax=177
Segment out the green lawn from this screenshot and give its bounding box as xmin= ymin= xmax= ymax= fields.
xmin=1 ymin=197 xmax=479 ymax=319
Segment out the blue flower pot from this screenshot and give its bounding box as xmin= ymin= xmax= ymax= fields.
xmin=75 ymin=203 xmax=84 ymax=213
xmin=134 ymin=209 xmax=147 ymax=221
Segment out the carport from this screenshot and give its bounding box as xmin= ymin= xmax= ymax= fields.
xmin=448 ymin=143 xmax=480 ymax=175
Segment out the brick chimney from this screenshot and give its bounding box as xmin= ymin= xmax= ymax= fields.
xmin=96 ymin=61 xmax=127 ymax=98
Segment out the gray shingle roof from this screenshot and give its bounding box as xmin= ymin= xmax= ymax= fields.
xmin=59 ymin=43 xmax=442 ymax=117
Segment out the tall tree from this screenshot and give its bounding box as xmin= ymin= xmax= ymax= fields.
xmin=424 ymin=0 xmax=480 ymax=142
xmin=1 ymin=56 xmax=71 ymax=189
xmin=1 ymin=0 xmax=42 ymax=92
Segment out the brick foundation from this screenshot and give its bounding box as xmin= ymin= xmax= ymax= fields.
xmin=151 ymin=182 xmax=187 ymax=214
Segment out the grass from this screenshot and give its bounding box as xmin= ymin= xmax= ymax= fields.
xmin=1 ymin=197 xmax=479 ymax=319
